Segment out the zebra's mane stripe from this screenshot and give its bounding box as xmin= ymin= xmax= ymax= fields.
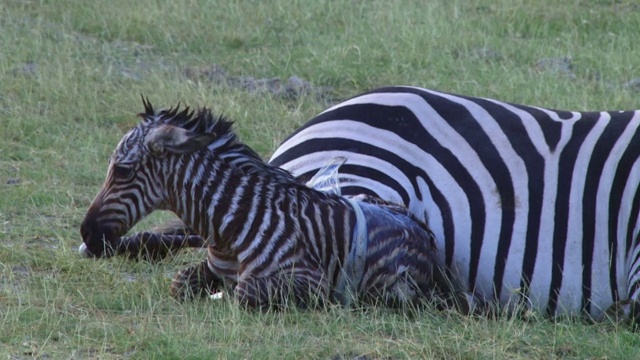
xmin=138 ymin=96 xmax=295 ymax=184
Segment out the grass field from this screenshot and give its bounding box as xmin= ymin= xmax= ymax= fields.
xmin=2 ymin=0 xmax=640 ymax=358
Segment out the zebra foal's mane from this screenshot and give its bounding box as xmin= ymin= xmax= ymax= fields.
xmin=137 ymin=96 xmax=295 ymax=184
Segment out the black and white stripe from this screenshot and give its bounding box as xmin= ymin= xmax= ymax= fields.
xmin=80 ymin=99 xmax=443 ymax=310
xmin=269 ymin=85 xmax=640 ymax=320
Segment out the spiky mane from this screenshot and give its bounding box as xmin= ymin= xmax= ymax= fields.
xmin=139 ymin=96 xmax=234 ymax=138
xmin=139 ymin=96 xmax=296 ymax=184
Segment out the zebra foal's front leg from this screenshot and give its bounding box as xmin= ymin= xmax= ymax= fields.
xmin=170 ymin=260 xmax=224 ymax=301
xmin=234 ymin=268 xmax=330 ymax=311
xmin=116 ymin=231 xmax=204 ymax=261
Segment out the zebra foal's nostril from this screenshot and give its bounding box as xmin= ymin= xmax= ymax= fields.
xmin=78 ymin=212 xmax=117 ymax=258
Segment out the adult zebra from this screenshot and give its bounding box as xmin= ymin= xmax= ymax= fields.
xmin=268 ymin=85 xmax=640 ymax=323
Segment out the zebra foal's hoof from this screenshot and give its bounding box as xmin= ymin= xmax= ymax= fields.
xmin=170 ymin=262 xmax=221 ymax=302
xmin=170 ymin=266 xmax=206 ymax=302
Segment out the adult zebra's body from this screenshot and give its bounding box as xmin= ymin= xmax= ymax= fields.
xmin=79 ymin=100 xmax=446 ymax=310
xmin=269 ymin=86 xmax=640 ymax=322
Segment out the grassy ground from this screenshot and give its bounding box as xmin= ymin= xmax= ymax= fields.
xmin=2 ymin=0 xmax=640 ymax=358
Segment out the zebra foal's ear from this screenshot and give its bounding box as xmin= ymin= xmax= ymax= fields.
xmin=145 ymin=124 xmax=216 ymax=156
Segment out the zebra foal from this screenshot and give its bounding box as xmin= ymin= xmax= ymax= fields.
xmin=79 ymin=99 xmax=447 ymax=310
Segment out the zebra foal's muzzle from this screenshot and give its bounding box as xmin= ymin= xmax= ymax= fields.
xmin=79 ymin=210 xmax=121 ymax=258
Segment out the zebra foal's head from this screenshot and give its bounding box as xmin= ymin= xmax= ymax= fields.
xmin=80 ymin=97 xmax=228 ymax=257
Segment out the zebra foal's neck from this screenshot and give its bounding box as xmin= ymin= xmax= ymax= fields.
xmin=150 ymin=106 xmax=355 ymax=272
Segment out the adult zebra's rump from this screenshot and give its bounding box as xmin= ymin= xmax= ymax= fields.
xmin=79 ymin=99 xmax=454 ymax=310
xmin=270 ymin=86 xmax=640 ymax=323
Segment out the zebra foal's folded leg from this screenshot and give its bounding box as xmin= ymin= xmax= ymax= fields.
xmin=116 ymin=231 xmax=204 ymax=261
xmin=109 ymin=218 xmax=203 ymax=261
xmin=234 ymin=268 xmax=329 ymax=311
xmin=170 ymin=260 xmax=224 ymax=301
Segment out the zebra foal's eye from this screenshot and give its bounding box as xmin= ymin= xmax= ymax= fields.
xmin=113 ymin=164 xmax=135 ymax=180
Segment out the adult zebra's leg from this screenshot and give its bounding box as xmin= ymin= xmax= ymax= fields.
xmin=234 ymin=268 xmax=330 ymax=311
xmin=170 ymin=260 xmax=224 ymax=301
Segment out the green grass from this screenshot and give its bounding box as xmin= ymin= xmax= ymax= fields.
xmin=1 ymin=0 xmax=640 ymax=358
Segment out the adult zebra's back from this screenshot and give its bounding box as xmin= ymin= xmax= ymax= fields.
xmin=269 ymin=86 xmax=640 ymax=321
